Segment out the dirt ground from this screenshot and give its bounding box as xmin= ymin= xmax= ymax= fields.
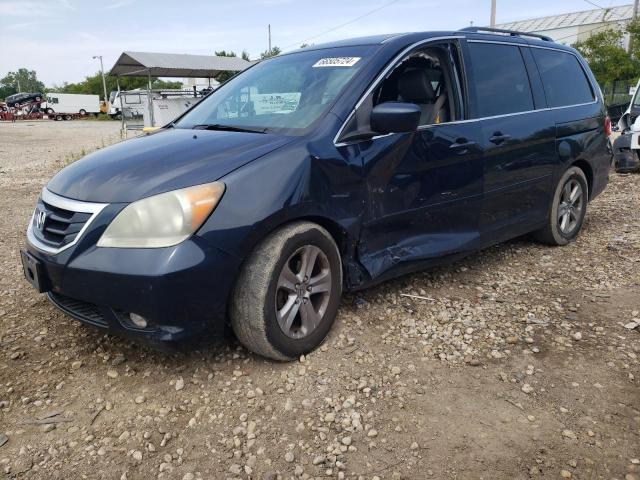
xmin=0 ymin=120 xmax=638 ymax=480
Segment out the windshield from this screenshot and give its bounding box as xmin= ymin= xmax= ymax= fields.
xmin=633 ymin=83 xmax=640 ymax=107
xmin=175 ymin=46 xmax=376 ymax=134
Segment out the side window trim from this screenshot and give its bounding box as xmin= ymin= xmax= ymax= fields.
xmin=334 ymin=38 xmax=600 ymax=146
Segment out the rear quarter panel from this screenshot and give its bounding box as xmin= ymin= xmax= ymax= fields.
xmin=551 ymin=97 xmax=610 ymax=200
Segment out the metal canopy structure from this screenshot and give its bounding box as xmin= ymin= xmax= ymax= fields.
xmin=109 ymin=51 xmax=251 ymax=78
xmin=497 ymin=4 xmax=633 ymax=33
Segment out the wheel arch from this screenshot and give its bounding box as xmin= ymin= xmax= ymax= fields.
xmin=570 ymin=159 xmax=593 ymax=200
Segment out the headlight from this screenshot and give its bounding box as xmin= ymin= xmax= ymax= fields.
xmin=97 ymin=182 xmax=225 ymax=248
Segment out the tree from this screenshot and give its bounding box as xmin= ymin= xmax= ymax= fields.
xmin=213 ymin=50 xmax=251 ymax=83
xmin=0 ymin=68 xmax=45 ymax=100
xmin=53 ymin=72 xmax=182 ymax=97
xmin=260 ymin=46 xmax=281 ymax=60
xmin=573 ymin=25 xmax=640 ymax=87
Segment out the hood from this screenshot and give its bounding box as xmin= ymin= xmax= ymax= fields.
xmin=46 ymin=128 xmax=294 ymax=203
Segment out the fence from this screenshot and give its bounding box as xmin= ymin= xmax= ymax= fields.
xmin=601 ymin=79 xmax=634 ymax=107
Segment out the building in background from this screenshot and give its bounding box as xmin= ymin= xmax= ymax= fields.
xmin=497 ymin=4 xmax=634 ymax=46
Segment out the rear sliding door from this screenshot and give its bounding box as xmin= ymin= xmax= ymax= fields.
xmin=465 ymin=40 xmax=557 ymax=244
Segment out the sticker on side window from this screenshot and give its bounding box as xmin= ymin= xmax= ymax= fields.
xmin=312 ymin=57 xmax=361 ymax=68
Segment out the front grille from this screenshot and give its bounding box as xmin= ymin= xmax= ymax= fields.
xmin=31 ymin=199 xmax=92 ymax=250
xmin=48 ymin=292 xmax=108 ymax=328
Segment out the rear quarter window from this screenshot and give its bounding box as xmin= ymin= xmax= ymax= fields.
xmin=532 ymin=48 xmax=595 ymax=108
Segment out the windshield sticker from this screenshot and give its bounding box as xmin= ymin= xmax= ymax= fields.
xmin=312 ymin=57 xmax=361 ymax=68
xmin=253 ymin=93 xmax=301 ymax=115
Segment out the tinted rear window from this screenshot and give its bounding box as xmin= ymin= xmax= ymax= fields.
xmin=532 ymin=48 xmax=594 ymax=108
xmin=468 ymin=42 xmax=534 ymax=118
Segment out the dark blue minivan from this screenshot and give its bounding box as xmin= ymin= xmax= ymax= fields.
xmin=22 ymin=28 xmax=611 ymax=360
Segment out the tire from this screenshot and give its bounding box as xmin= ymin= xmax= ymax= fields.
xmin=46 ymin=108 xmax=54 ymax=115
xmin=79 ymin=109 xmax=86 ymax=115
xmin=534 ymin=166 xmax=588 ymax=246
xmin=230 ymin=221 xmax=342 ymax=361
xmin=64 ymin=115 xmax=72 ymax=121
xmin=55 ymin=114 xmax=63 ymax=121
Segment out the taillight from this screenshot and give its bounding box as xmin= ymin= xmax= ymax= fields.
xmin=604 ymin=115 xmax=612 ymax=137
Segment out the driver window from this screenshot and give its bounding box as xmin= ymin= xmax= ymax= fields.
xmin=373 ymin=46 xmax=459 ymax=125
xmin=339 ymin=43 xmax=463 ymax=141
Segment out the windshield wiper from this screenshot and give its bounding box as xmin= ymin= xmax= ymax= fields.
xmin=192 ymin=123 xmax=268 ymax=134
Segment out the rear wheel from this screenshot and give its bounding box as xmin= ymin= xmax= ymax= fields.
xmin=230 ymin=222 xmax=342 ymax=360
xmin=79 ymin=109 xmax=86 ymax=115
xmin=534 ymin=166 xmax=588 ymax=246
xmin=64 ymin=114 xmax=72 ymax=121
xmin=55 ymin=114 xmax=63 ymax=121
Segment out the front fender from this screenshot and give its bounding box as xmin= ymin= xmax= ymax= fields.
xmin=197 ymin=138 xmax=366 ymax=265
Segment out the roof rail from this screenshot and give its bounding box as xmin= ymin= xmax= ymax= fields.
xmin=459 ymin=26 xmax=554 ymax=42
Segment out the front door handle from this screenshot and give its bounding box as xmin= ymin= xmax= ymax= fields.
xmin=450 ymin=138 xmax=476 ymax=154
xmin=489 ymin=132 xmax=511 ymax=145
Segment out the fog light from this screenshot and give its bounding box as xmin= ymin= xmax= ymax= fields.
xmin=129 ymin=313 xmax=148 ymax=328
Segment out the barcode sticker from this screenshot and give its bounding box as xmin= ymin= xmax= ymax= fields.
xmin=312 ymin=57 xmax=361 ymax=68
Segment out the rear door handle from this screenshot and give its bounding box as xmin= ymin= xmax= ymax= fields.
xmin=489 ymin=132 xmax=511 ymax=145
xmin=450 ymin=138 xmax=476 ymax=154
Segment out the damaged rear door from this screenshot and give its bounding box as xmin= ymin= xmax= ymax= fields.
xmin=341 ymin=39 xmax=484 ymax=280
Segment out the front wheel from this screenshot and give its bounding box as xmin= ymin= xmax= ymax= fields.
xmin=534 ymin=166 xmax=588 ymax=246
xmin=230 ymin=222 xmax=342 ymax=361
xmin=79 ymin=109 xmax=86 ymax=115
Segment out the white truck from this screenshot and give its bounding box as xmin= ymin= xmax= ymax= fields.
xmin=612 ymin=79 xmax=640 ymax=173
xmin=43 ymin=93 xmax=100 ymax=117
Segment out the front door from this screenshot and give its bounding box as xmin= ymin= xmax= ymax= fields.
xmin=352 ymin=41 xmax=484 ymax=280
xmin=357 ymin=122 xmax=484 ymax=278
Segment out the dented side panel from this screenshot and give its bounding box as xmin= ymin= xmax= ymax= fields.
xmin=355 ymin=123 xmax=484 ymax=279
xmin=197 ymin=115 xmax=369 ymax=284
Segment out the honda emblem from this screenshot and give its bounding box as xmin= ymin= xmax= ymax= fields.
xmin=35 ymin=210 xmax=47 ymax=231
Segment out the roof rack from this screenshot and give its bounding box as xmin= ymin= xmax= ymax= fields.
xmin=459 ymin=26 xmax=554 ymax=42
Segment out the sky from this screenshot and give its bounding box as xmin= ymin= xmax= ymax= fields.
xmin=0 ymin=0 xmax=633 ymax=86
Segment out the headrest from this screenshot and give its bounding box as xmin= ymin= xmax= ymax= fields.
xmin=397 ymin=69 xmax=436 ymax=103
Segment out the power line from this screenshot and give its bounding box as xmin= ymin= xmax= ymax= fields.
xmin=583 ymin=0 xmax=605 ymax=9
xmin=282 ymin=0 xmax=401 ymax=50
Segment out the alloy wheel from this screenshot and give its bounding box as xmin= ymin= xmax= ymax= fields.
xmin=557 ymin=178 xmax=584 ymax=235
xmin=275 ymin=245 xmax=332 ymax=339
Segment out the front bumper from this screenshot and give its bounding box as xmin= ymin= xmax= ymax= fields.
xmin=613 ymin=133 xmax=640 ymax=173
xmin=26 ymin=236 xmax=241 ymax=346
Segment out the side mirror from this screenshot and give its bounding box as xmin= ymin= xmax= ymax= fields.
xmin=370 ymin=102 xmax=421 ymax=134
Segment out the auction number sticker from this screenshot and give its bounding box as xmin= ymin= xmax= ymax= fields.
xmin=313 ymin=57 xmax=361 ymax=67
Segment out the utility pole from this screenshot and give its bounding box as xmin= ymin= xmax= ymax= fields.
xmin=629 ymin=0 xmax=639 ymax=53
xmin=16 ymin=79 xmax=21 ymax=93
xmin=268 ymin=24 xmax=272 ymax=54
xmin=92 ymin=55 xmax=108 ymax=103
xmin=490 ymin=0 xmax=496 ymax=27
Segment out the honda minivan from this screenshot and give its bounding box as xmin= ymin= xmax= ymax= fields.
xmin=22 ymin=28 xmax=611 ymax=360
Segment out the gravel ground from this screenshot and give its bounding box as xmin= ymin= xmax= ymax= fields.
xmin=0 ymin=120 xmax=639 ymax=480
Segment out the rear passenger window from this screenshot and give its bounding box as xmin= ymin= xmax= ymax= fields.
xmin=532 ymin=48 xmax=594 ymax=108
xmin=468 ymin=42 xmax=534 ymax=118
